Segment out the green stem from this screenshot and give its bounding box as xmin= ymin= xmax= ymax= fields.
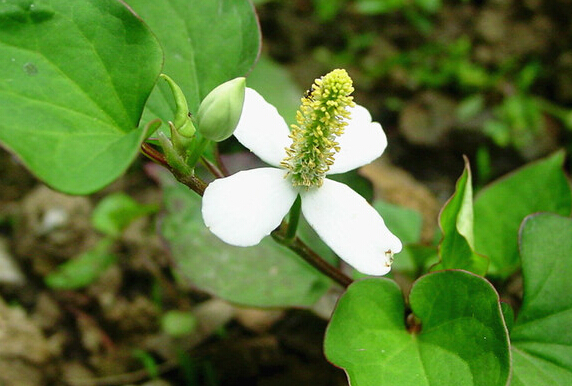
xmin=141 ymin=141 xmax=207 ymax=197
xmin=140 ymin=142 xmax=168 ymax=167
xmin=186 ymin=133 xmax=210 ymax=169
xmin=173 ymin=170 xmax=207 ymax=197
xmin=201 ymin=155 xmax=225 ymax=179
xmin=284 ymin=195 xmax=302 ymax=244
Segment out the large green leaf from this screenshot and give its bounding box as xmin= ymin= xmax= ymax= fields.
xmin=473 ymin=151 xmax=571 ymax=277
xmin=510 ymin=213 xmax=572 ymax=385
xmin=0 ymin=0 xmax=163 ymax=193
xmin=157 ymin=169 xmax=330 ymax=307
xmin=434 ymin=157 xmax=488 ymax=275
xmin=126 ymin=0 xmax=261 ymax=126
xmin=325 ymin=271 xmax=510 ymax=386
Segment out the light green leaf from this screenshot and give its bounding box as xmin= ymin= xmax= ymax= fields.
xmin=356 ymin=0 xmax=406 ymax=14
xmin=92 ymin=192 xmax=157 ymax=237
xmin=473 ymin=151 xmax=572 ymax=277
xmin=510 ymin=213 xmax=572 ymax=385
xmin=45 ymin=238 xmax=116 ymax=289
xmin=311 ymin=0 xmax=346 ymax=21
xmin=157 ymin=170 xmax=330 ymax=307
xmin=434 ymin=157 xmax=488 ymax=275
xmin=161 ymin=310 xmax=198 ymax=337
xmin=0 ymin=0 xmax=163 ymax=193
xmin=125 ymin=0 xmax=261 ymax=127
xmin=324 ymin=271 xmax=510 ymax=386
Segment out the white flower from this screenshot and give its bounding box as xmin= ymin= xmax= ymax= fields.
xmin=201 ymin=87 xmax=402 ymax=276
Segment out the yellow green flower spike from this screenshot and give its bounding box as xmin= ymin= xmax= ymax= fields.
xmin=281 ymin=69 xmax=356 ymax=188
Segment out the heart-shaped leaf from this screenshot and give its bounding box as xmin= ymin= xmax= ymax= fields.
xmin=156 ymin=168 xmax=330 ymax=307
xmin=325 ymin=271 xmax=510 ymax=386
xmin=473 ymin=151 xmax=571 ymax=277
xmin=0 ymin=0 xmax=163 ymax=193
xmin=434 ymin=157 xmax=487 ymax=275
xmin=125 ymin=0 xmax=261 ymax=126
xmin=510 ymin=213 xmax=572 ymax=385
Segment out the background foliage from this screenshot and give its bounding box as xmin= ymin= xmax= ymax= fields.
xmin=0 ymin=0 xmax=571 ymax=385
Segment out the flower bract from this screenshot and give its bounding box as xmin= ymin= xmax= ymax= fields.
xmin=202 ymin=70 xmax=402 ymax=276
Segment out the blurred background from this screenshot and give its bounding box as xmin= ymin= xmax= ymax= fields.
xmin=1 ymin=0 xmax=571 ymax=385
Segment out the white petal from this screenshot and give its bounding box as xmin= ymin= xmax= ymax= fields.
xmin=300 ymin=179 xmax=402 ymax=276
xmin=233 ymin=88 xmax=292 ymax=167
xmin=327 ymin=104 xmax=388 ymax=175
xmin=202 ymin=168 xmax=298 ymax=246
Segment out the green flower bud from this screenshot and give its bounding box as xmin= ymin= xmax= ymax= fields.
xmin=160 ymin=74 xmax=196 ymax=138
xmin=197 ymin=77 xmax=246 ymax=142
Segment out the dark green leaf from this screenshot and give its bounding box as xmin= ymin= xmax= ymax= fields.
xmin=126 ymin=0 xmax=261 ymax=127
xmin=325 ymin=270 xmax=510 ymax=386
xmin=473 ymin=151 xmax=572 ymax=277
xmin=510 ymin=213 xmax=572 ymax=385
xmin=0 ymin=0 xmax=163 ymax=193
xmin=500 ymin=302 xmax=514 ymax=334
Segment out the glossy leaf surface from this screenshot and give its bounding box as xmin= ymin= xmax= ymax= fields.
xmin=511 ymin=213 xmax=572 ymax=385
xmin=0 ymin=0 xmax=163 ymax=193
xmin=325 ymin=271 xmax=510 ymax=386
xmin=473 ymin=151 xmax=571 ymax=277
xmin=126 ymin=0 xmax=261 ymax=126
xmin=434 ymin=158 xmax=487 ymax=275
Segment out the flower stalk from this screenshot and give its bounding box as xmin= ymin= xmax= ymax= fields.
xmin=283 ymin=195 xmax=302 ymax=244
xmin=185 ymin=133 xmax=211 ymax=170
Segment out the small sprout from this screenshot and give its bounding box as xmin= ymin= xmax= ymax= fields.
xmin=44 ymin=239 xmax=116 ymax=290
xmin=161 ymin=310 xmax=198 ymax=337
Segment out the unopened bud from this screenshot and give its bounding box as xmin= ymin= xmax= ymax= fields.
xmin=197 ymin=77 xmax=246 ymax=142
xmin=160 ymin=74 xmax=196 ymax=137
